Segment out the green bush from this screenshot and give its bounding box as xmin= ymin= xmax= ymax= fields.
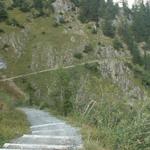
xmin=113 ymin=37 xmax=123 ymax=50
xmin=53 ymin=21 xmax=60 ymax=27
xmin=102 ymin=20 xmax=115 ymax=38
xmin=0 ymin=2 xmax=8 ymax=22
xmin=71 ymin=0 xmax=80 ymax=7
xmin=84 ymin=62 xmax=99 ymax=73
xmin=83 ymin=44 xmax=94 ymax=53
xmin=6 ymin=18 xmax=24 ymax=28
xmin=74 ymin=52 xmax=83 ymax=59
xmin=0 ymin=29 xmax=5 ymax=34
xmin=91 ymin=28 xmax=97 ymax=34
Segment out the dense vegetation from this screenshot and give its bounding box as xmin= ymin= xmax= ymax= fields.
xmin=20 ymin=66 xmax=150 ymax=150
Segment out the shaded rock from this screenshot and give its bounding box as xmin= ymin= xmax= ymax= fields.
xmin=52 ymin=0 xmax=74 ymax=14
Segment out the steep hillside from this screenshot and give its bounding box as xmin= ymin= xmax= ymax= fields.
xmin=0 ymin=0 xmax=150 ymax=149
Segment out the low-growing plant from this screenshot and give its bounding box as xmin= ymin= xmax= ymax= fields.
xmin=113 ymin=37 xmax=123 ymax=50
xmin=6 ymin=18 xmax=24 ymax=28
xmin=0 ymin=29 xmax=5 ymax=34
xmin=74 ymin=52 xmax=83 ymax=59
xmin=0 ymin=107 xmax=29 ymax=147
xmin=83 ymin=44 xmax=94 ymax=53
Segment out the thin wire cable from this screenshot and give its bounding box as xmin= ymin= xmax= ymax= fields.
xmin=0 ymin=60 xmax=99 ymax=82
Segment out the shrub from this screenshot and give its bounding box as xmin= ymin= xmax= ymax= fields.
xmin=74 ymin=52 xmax=83 ymax=59
xmin=39 ymin=102 xmax=49 ymax=110
xmin=83 ymin=44 xmax=94 ymax=53
xmin=91 ymin=28 xmax=97 ymax=34
xmin=2 ymin=44 xmax=10 ymax=50
xmin=53 ymin=21 xmax=59 ymax=27
xmin=84 ymin=62 xmax=99 ymax=73
xmin=113 ymin=37 xmax=123 ymax=50
xmin=0 ymin=2 xmax=8 ymax=22
xmin=71 ymin=0 xmax=80 ymax=7
xmin=6 ymin=18 xmax=24 ymax=28
xmin=0 ymin=29 xmax=5 ymax=34
xmin=102 ymin=20 xmax=115 ymax=38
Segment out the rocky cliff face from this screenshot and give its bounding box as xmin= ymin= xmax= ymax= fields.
xmin=52 ymin=0 xmax=75 ymax=13
xmin=0 ymin=27 xmax=30 ymax=58
xmin=96 ymin=46 xmax=147 ymax=101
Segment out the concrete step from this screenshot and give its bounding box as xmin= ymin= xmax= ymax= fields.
xmin=32 ymin=129 xmax=78 ymax=136
xmin=30 ymin=123 xmax=65 ymax=129
xmin=30 ymin=123 xmax=72 ymax=131
xmin=3 ymin=143 xmax=83 ymax=150
xmin=12 ymin=134 xmax=82 ymax=145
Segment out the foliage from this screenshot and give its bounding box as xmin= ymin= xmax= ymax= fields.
xmin=6 ymin=18 xmax=24 ymax=28
xmin=0 ymin=108 xmax=29 ymax=147
xmin=113 ymin=37 xmax=123 ymax=50
xmin=33 ymin=0 xmax=44 ymax=15
xmin=83 ymin=43 xmax=94 ymax=53
xmin=132 ymin=2 xmax=150 ymax=42
xmin=33 ymin=0 xmax=55 ymax=16
xmin=118 ymin=19 xmax=142 ymax=65
xmin=12 ymin=0 xmax=54 ymax=14
xmin=51 ymin=69 xmax=74 ymax=116
xmin=74 ymin=52 xmax=83 ymax=59
xmin=12 ymin=0 xmax=31 ymax=12
xmin=71 ymin=0 xmax=80 ymax=7
xmin=0 ymin=90 xmax=29 ymax=147
xmin=102 ymin=19 xmax=115 ymax=38
xmin=79 ymin=0 xmax=105 ymax=22
xmin=66 ymin=97 xmax=150 ymax=150
xmin=0 ymin=1 xmax=8 ymax=22
xmin=104 ymin=0 xmax=119 ymax=20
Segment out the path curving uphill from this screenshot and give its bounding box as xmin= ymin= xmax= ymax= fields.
xmin=1 ymin=108 xmax=83 ymax=150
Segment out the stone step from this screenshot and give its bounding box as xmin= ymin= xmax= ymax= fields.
xmin=0 ymin=149 xmax=31 ymax=150
xmin=32 ymin=129 xmax=78 ymax=136
xmin=30 ymin=123 xmax=65 ymax=129
xmin=30 ymin=123 xmax=72 ymax=131
xmin=12 ymin=134 xmax=82 ymax=145
xmin=3 ymin=143 xmax=83 ymax=150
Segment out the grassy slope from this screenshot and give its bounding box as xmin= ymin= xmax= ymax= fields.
xmin=0 ymin=6 xmax=149 ymax=150
xmin=0 ymin=108 xmax=29 ymax=147
xmin=0 ymin=7 xmax=113 ymax=77
xmin=0 ymin=90 xmax=29 ymax=147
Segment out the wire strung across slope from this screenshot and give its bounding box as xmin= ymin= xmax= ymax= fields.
xmin=0 ymin=60 xmax=99 ymax=82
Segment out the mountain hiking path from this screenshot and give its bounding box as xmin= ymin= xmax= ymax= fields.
xmin=0 ymin=108 xmax=83 ymax=150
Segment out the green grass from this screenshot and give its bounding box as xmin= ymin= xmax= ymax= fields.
xmin=0 ymin=9 xmax=113 ymax=78
xmin=0 ymin=85 xmax=29 ymax=147
xmin=0 ymin=108 xmax=29 ymax=147
xmin=61 ymin=97 xmax=150 ymax=150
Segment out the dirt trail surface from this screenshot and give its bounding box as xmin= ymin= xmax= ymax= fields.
xmin=1 ymin=108 xmax=83 ymax=150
